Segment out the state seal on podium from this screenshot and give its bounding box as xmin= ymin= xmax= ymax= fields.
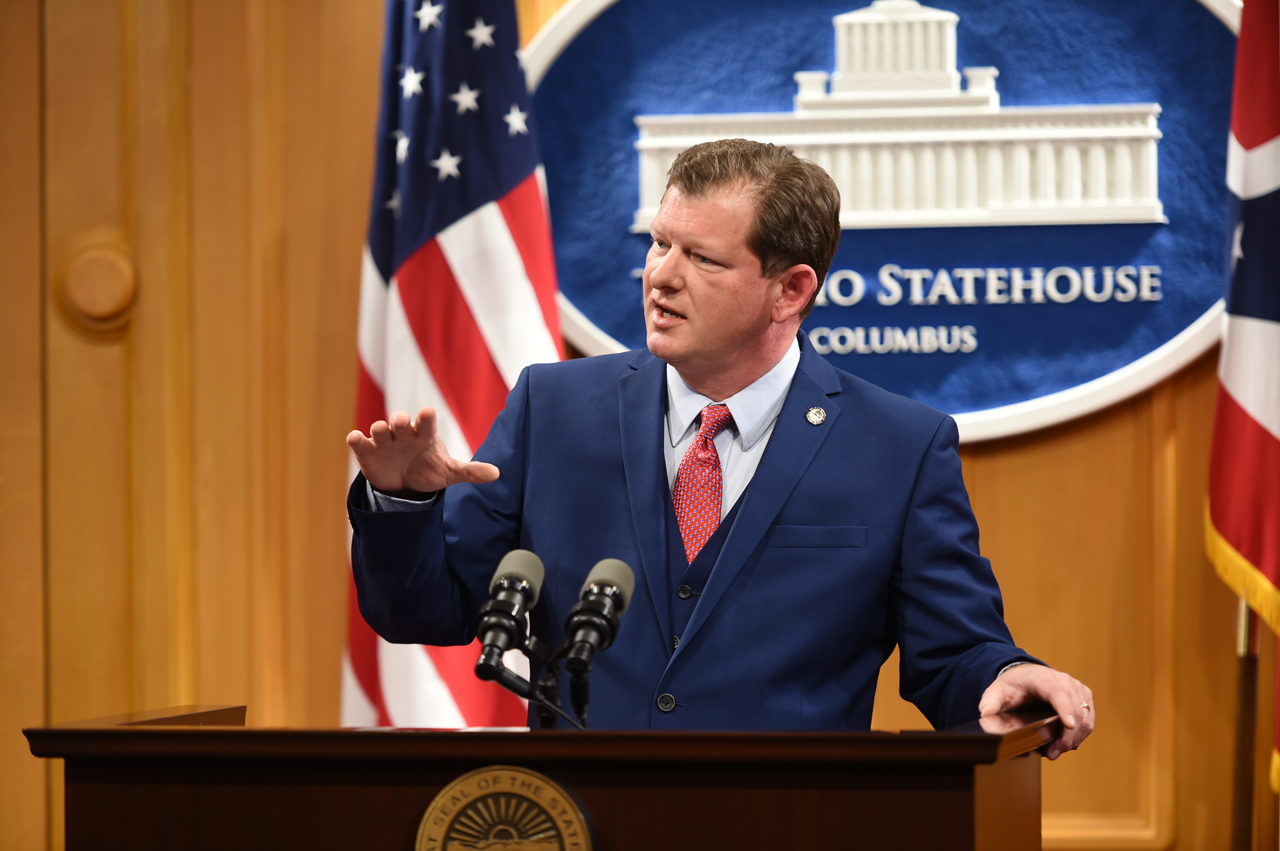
xmin=416 ymin=765 xmax=592 ymax=851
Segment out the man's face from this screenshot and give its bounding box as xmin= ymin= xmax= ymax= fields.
xmin=643 ymin=184 xmax=783 ymax=384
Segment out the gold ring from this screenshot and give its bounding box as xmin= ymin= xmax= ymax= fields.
xmin=1081 ymin=702 xmax=1090 ymax=710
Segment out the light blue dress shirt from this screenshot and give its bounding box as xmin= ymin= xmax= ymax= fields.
xmin=663 ymin=339 xmax=800 ymax=520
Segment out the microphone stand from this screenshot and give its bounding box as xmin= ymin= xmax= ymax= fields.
xmin=475 ymin=633 xmax=585 ymax=731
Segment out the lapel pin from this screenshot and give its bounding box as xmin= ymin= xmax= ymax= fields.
xmin=805 ymin=406 xmax=827 ymax=426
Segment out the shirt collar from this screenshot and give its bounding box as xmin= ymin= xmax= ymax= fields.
xmin=665 ymin=338 xmax=801 ymax=451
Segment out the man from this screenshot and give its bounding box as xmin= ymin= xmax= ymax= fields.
xmin=347 ymin=139 xmax=1093 ymax=757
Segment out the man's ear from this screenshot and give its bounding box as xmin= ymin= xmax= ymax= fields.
xmin=772 ymin=265 xmax=819 ymax=323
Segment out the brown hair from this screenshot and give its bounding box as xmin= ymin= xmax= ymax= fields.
xmin=665 ymin=139 xmax=841 ymax=319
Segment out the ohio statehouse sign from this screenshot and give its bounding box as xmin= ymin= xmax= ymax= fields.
xmin=526 ymin=0 xmax=1238 ymax=440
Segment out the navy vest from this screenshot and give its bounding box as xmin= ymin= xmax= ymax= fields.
xmin=664 ymin=488 xmax=744 ymax=651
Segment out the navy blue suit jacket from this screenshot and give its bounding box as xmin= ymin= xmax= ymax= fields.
xmin=348 ymin=339 xmax=1036 ymax=730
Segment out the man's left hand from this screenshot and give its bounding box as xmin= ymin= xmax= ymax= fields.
xmin=978 ymin=664 xmax=1094 ymax=760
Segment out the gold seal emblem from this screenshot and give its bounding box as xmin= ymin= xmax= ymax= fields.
xmin=805 ymin=406 xmax=827 ymax=425
xmin=416 ymin=765 xmax=592 ymax=851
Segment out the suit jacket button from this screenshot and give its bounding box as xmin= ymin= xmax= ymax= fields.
xmin=657 ymin=693 xmax=676 ymax=712
xmin=677 ymin=585 xmax=692 ymax=599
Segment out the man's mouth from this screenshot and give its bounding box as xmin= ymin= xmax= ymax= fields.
xmin=656 ymin=306 xmax=686 ymax=320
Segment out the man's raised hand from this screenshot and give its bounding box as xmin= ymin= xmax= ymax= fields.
xmin=346 ymin=406 xmax=500 ymax=495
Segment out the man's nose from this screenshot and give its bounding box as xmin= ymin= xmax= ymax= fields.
xmin=648 ymin=250 xmax=683 ymax=290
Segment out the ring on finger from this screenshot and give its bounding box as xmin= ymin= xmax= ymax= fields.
xmin=1080 ymin=701 xmax=1090 ymax=710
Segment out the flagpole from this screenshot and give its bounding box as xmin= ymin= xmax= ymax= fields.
xmin=1233 ymin=596 xmax=1260 ymax=851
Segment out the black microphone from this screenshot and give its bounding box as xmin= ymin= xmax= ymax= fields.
xmin=474 ymin=550 xmax=545 ymax=681
xmin=564 ymin=559 xmax=635 ymax=721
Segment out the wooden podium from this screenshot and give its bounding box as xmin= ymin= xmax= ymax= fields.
xmin=26 ymin=706 xmax=1057 ymax=850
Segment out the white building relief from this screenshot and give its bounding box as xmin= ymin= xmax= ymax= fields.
xmin=632 ymin=0 xmax=1165 ymax=231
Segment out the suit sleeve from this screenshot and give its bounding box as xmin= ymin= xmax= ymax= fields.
xmin=347 ymin=367 xmax=533 ymax=645
xmin=892 ymin=415 xmax=1040 ymax=729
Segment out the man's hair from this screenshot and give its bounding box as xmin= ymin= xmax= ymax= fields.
xmin=665 ymin=139 xmax=841 ymax=319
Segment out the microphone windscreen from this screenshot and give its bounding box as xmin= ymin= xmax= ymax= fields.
xmin=581 ymin=559 xmax=635 ymax=612
xmin=490 ymin=549 xmax=546 ymax=606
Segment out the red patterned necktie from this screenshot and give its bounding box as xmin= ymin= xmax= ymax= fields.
xmin=672 ymin=404 xmax=735 ymax=563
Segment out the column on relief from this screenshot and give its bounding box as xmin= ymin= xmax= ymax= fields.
xmin=919 ymin=145 xmax=937 ymax=209
xmin=1087 ymin=143 xmax=1107 ymax=204
xmin=1136 ymin=140 xmax=1156 ymax=202
xmin=1011 ymin=143 xmax=1031 ymax=207
xmin=876 ymin=147 xmax=895 ymax=210
xmin=945 ymin=22 xmax=956 ymax=74
xmin=867 ymin=23 xmax=879 ymax=73
xmin=856 ymin=147 xmax=873 ymax=210
xmin=813 ymin=146 xmax=833 ymax=181
xmin=897 ymin=146 xmax=915 ymax=210
xmin=1112 ymin=141 xmax=1132 ymax=204
xmin=927 ymin=21 xmax=940 ymax=71
xmin=639 ymin=149 xmax=657 ymax=212
xmin=836 ymin=147 xmax=855 ymax=214
xmin=655 ymin=151 xmax=672 ymax=210
xmin=1061 ymin=144 xmax=1082 ymax=204
xmin=912 ymin=21 xmax=924 ymax=71
xmin=1035 ymin=141 xmax=1056 ymax=204
xmin=985 ymin=143 xmax=1004 ymax=208
xmin=960 ymin=144 xmax=978 ymax=208
xmin=940 ymin=144 xmax=957 ymax=209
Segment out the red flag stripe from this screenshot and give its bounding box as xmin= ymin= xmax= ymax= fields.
xmin=347 ymin=364 xmax=392 ymax=725
xmin=1230 ymin=0 xmax=1280 ymax=150
xmin=358 ymin=247 xmax=390 ymax=388
xmin=396 ymin=239 xmax=511 ymax=451
xmin=346 ymin=572 xmax=392 ymax=727
xmin=498 ymin=173 xmax=563 ymax=347
xmin=381 ymin=283 xmax=476 ymax=458
xmin=1209 ymin=383 xmax=1280 ymax=579
xmin=355 ymin=360 xmax=388 ymax=434
xmin=437 ymin=201 xmax=562 ymax=387
xmin=425 ymin=643 xmax=528 ymax=727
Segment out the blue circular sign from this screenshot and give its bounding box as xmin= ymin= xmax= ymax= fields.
xmin=529 ymin=0 xmax=1236 ymax=438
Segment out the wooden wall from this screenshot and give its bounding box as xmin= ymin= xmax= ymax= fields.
xmin=0 ymin=1 xmax=1270 ymax=849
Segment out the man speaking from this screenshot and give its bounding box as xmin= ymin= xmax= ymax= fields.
xmin=347 ymin=139 xmax=1094 ymax=758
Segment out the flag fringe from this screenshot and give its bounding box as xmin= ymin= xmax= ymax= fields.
xmin=1206 ymin=500 xmax=1280 ymax=636
xmin=1272 ymin=750 xmax=1280 ymax=796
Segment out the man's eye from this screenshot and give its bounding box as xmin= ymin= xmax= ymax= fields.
xmin=694 ymin=254 xmax=713 ymax=265
xmin=650 ymin=238 xmax=667 ymax=251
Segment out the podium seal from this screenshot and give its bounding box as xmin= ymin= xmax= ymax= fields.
xmin=415 ymin=765 xmax=592 ymax=851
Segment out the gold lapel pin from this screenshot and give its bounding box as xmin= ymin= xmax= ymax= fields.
xmin=805 ymin=406 xmax=827 ymax=426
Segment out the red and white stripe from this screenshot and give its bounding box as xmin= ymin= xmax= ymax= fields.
xmin=342 ymin=171 xmax=561 ymax=728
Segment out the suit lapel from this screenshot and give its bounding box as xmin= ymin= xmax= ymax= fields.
xmin=618 ymin=350 xmax=675 ymax=644
xmin=676 ymin=345 xmax=843 ymax=653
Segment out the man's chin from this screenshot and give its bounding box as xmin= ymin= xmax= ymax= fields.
xmin=646 ymin=331 xmax=683 ymax=365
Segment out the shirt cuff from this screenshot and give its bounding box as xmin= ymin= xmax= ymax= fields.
xmin=366 ymin=480 xmax=442 ymax=512
xmin=996 ymin=660 xmax=1037 ymax=679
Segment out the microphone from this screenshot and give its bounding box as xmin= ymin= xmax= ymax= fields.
xmin=564 ymin=559 xmax=635 ymax=721
xmin=474 ymin=550 xmax=545 ymax=681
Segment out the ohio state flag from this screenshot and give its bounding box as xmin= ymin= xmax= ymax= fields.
xmin=1204 ymin=0 xmax=1280 ymax=791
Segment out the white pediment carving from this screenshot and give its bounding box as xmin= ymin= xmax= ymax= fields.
xmin=633 ymin=0 xmax=1164 ymax=231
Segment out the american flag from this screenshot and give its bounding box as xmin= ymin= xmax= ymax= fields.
xmin=342 ymin=0 xmax=561 ymax=728
xmin=1204 ymin=0 xmax=1280 ymax=789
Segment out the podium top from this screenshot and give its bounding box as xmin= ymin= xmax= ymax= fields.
xmin=26 ymin=705 xmax=1059 ymax=766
